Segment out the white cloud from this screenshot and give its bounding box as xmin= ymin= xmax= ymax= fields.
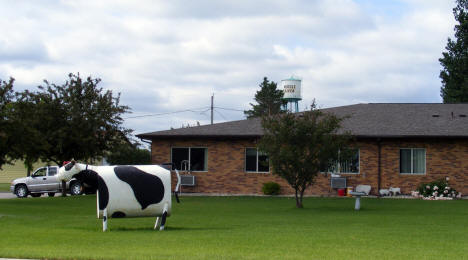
xmin=0 ymin=0 xmax=457 ymax=136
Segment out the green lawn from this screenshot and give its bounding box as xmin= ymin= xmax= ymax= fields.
xmin=0 ymin=183 xmax=11 ymax=192
xmin=0 ymin=196 xmax=467 ymax=260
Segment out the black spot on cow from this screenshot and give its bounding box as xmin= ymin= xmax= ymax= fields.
xmin=111 ymin=211 xmax=126 ymax=218
xmin=114 ymin=166 xmax=165 ymax=210
xmin=73 ymin=170 xmax=99 ymax=190
xmin=97 ymin=175 xmax=109 ymax=210
xmin=73 ymin=169 xmax=109 ymax=210
xmin=72 ymin=169 xmax=109 ymax=210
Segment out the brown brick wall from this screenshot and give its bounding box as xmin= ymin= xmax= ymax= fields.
xmin=379 ymin=139 xmax=468 ymax=194
xmin=151 ymin=138 xmax=468 ymax=196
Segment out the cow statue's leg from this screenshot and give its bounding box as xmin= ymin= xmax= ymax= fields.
xmin=103 ymin=208 xmax=108 ymax=232
xmin=159 ymin=203 xmax=169 ymax=231
xmin=154 ymin=216 xmax=161 ymax=230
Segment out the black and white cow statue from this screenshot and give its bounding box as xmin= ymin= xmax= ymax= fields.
xmin=57 ymin=161 xmax=181 ymax=231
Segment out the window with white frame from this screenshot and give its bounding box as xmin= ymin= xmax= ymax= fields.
xmin=245 ymin=148 xmax=269 ymax=172
xmin=171 ymin=147 xmax=207 ymax=171
xmin=400 ymin=148 xmax=425 ymax=174
xmin=325 ymin=149 xmax=360 ymax=174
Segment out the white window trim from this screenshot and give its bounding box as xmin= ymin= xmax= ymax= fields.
xmin=399 ymin=148 xmax=426 ymax=175
xmin=245 ymin=147 xmax=270 ymax=173
xmin=171 ymin=147 xmax=208 ymax=172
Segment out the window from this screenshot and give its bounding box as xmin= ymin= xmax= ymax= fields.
xmin=32 ymin=167 xmax=46 ymax=177
xmin=48 ymin=167 xmax=57 ymax=176
xmin=245 ymin=148 xmax=269 ymax=173
xmin=400 ymin=148 xmax=425 ymax=174
xmin=326 ymin=149 xmax=360 ymax=174
xmin=171 ymin=147 xmax=207 ymax=171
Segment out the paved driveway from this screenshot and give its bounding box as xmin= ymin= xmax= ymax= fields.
xmin=0 ymin=192 xmax=16 ymax=199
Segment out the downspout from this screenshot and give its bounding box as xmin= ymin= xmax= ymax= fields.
xmin=377 ymin=138 xmax=382 ymax=197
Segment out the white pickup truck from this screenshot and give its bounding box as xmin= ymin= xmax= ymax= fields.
xmin=10 ymin=165 xmax=83 ymax=198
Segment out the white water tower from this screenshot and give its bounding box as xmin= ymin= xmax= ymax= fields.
xmin=281 ymin=76 xmax=302 ymax=112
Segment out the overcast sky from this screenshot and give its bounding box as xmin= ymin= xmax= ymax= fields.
xmin=0 ymin=0 xmax=456 ymax=137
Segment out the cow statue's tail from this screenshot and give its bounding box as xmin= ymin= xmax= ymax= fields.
xmin=174 ymin=169 xmax=181 ymax=203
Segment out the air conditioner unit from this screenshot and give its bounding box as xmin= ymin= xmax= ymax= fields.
xmin=330 ymin=177 xmax=346 ymax=189
xmin=180 ymin=175 xmax=196 ymax=186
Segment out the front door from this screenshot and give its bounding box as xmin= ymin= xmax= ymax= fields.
xmin=29 ymin=167 xmax=47 ymax=192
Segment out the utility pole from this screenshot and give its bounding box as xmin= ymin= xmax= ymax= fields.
xmin=210 ymin=94 xmax=214 ymax=125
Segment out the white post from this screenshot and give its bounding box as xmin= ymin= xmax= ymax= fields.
xmin=103 ymin=208 xmax=108 ymax=232
xmin=354 ymin=196 xmax=361 ymax=210
xmin=96 ymin=190 xmax=100 ymax=219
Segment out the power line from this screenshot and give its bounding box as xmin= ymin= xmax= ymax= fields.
xmin=123 ymin=107 xmax=210 ymax=119
xmin=214 ymin=106 xmax=245 ymax=112
xmin=123 ymin=106 xmax=246 ymax=120
xmin=214 ymin=109 xmax=228 ymax=120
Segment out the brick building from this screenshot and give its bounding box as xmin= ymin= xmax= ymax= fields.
xmin=137 ymin=103 xmax=468 ymax=196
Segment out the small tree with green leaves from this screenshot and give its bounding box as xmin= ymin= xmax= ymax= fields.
xmin=244 ymin=77 xmax=287 ymax=118
xmin=440 ymin=0 xmax=468 ymax=103
xmin=259 ymin=104 xmax=351 ymax=208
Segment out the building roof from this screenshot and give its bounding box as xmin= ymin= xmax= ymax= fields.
xmin=136 ymin=103 xmax=468 ymax=140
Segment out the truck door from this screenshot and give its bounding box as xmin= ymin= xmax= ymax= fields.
xmin=29 ymin=167 xmax=47 ymax=192
xmin=44 ymin=166 xmax=60 ymax=191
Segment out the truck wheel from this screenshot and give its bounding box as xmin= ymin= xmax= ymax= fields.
xmin=70 ymin=182 xmax=83 ymax=196
xmin=31 ymin=193 xmax=42 ymax=197
xmin=15 ymin=185 xmax=28 ymax=198
xmin=48 ymin=192 xmax=55 ymax=197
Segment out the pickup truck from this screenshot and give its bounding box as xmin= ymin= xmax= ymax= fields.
xmin=10 ymin=165 xmax=84 ymax=198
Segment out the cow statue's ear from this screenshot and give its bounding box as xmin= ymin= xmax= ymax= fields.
xmin=65 ymin=160 xmax=76 ymax=171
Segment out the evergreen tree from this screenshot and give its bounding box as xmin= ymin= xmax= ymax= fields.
xmin=440 ymin=0 xmax=468 ymax=103
xmin=244 ymin=77 xmax=286 ymax=118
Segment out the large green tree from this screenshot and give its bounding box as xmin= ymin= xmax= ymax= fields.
xmin=0 ymin=78 xmax=17 ymax=168
xmin=244 ymin=77 xmax=287 ymax=118
xmin=15 ymin=73 xmax=131 ymax=166
xmin=259 ymin=104 xmax=352 ymax=208
xmin=106 ymin=141 xmax=151 ymax=165
xmin=440 ymin=0 xmax=468 ymax=103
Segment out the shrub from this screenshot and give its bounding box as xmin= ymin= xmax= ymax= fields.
xmin=417 ymin=177 xmax=461 ymax=199
xmin=262 ymin=182 xmax=281 ymax=195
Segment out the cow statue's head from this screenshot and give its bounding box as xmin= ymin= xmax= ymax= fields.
xmin=57 ymin=160 xmax=83 ymax=181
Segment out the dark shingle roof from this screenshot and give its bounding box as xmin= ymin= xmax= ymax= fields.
xmin=136 ymin=103 xmax=468 ymax=139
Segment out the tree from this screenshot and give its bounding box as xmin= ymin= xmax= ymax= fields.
xmin=15 ymin=73 xmax=131 ymax=166
xmin=259 ymin=103 xmax=351 ymax=208
xmin=440 ymin=0 xmax=468 ymax=103
xmin=244 ymin=77 xmax=287 ymax=118
xmin=106 ymin=141 xmax=151 ymax=165
xmin=0 ymin=78 xmax=17 ymax=169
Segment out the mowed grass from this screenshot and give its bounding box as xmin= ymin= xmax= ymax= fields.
xmin=0 ymin=196 xmax=467 ymax=260
xmin=0 ymin=183 xmax=11 ymax=192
